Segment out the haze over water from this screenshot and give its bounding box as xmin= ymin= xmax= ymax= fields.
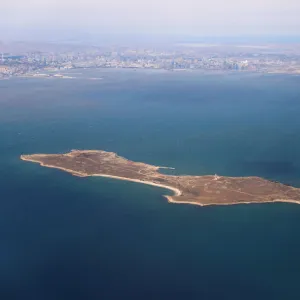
xmin=1 ymin=69 xmax=300 ymax=299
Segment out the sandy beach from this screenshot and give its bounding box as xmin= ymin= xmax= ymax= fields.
xmin=167 ymin=197 xmax=300 ymax=207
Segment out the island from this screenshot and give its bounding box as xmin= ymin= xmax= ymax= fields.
xmin=21 ymin=150 xmax=300 ymax=206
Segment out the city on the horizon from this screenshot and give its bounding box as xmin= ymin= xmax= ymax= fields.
xmin=1 ymin=40 xmax=300 ymax=78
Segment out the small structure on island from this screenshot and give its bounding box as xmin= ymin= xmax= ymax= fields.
xmin=214 ymin=174 xmax=221 ymax=181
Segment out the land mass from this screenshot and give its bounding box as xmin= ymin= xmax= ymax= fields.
xmin=21 ymin=150 xmax=300 ymax=206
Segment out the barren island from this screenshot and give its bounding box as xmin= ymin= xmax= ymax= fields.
xmin=21 ymin=150 xmax=300 ymax=206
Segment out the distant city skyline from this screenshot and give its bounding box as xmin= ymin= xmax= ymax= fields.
xmin=1 ymin=0 xmax=300 ymax=41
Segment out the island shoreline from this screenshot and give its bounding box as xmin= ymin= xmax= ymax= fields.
xmin=21 ymin=155 xmax=182 ymax=199
xmin=21 ymin=154 xmax=300 ymax=207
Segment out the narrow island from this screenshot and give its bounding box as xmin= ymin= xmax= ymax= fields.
xmin=21 ymin=150 xmax=300 ymax=206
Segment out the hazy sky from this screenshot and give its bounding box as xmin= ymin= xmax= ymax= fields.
xmin=1 ymin=0 xmax=300 ymax=41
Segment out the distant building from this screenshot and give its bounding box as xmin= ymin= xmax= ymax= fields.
xmin=0 ymin=65 xmax=9 ymax=74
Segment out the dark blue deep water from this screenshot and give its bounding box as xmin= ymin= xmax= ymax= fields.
xmin=1 ymin=69 xmax=300 ymax=299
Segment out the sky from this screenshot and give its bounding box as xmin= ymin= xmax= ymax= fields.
xmin=1 ymin=0 xmax=300 ymax=41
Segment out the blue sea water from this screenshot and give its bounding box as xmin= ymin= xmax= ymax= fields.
xmin=1 ymin=69 xmax=300 ymax=299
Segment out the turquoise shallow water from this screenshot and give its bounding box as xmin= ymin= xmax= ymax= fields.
xmin=1 ymin=70 xmax=300 ymax=299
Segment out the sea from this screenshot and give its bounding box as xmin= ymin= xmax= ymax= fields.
xmin=1 ymin=69 xmax=300 ymax=299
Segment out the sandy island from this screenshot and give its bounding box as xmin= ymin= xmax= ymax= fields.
xmin=21 ymin=150 xmax=300 ymax=207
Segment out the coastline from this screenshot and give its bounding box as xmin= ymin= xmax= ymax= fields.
xmin=166 ymin=196 xmax=300 ymax=207
xmin=21 ymin=155 xmax=182 ymax=198
xmin=91 ymin=174 xmax=182 ymax=197
xmin=20 ymin=155 xmax=89 ymax=177
xmin=21 ymin=154 xmax=300 ymax=207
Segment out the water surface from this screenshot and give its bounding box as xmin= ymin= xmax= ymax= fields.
xmin=1 ymin=69 xmax=300 ymax=299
